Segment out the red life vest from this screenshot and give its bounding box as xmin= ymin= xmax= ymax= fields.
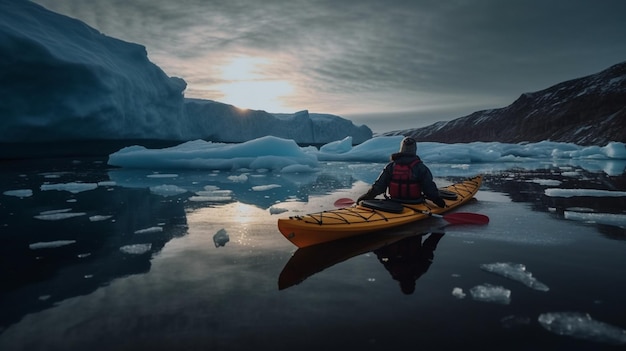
xmin=388 ymin=159 xmax=422 ymax=199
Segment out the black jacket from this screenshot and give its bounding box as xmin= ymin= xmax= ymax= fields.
xmin=367 ymin=152 xmax=442 ymax=204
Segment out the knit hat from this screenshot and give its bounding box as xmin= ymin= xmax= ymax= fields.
xmin=399 ymin=137 xmax=417 ymax=155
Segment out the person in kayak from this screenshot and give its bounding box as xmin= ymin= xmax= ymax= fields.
xmin=357 ymin=137 xmax=446 ymax=207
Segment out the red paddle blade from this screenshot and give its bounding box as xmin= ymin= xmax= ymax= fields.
xmin=442 ymin=212 xmax=490 ymax=225
xmin=333 ymin=198 xmax=356 ymax=207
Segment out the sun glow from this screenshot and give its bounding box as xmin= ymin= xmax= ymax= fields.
xmin=214 ymin=56 xmax=294 ymax=112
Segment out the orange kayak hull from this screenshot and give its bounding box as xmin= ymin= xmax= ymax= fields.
xmin=277 ymin=175 xmax=483 ymax=248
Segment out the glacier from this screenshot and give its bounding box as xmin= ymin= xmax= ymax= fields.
xmin=0 ymin=0 xmax=371 ymax=154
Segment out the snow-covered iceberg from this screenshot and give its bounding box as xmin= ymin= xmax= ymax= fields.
xmin=107 ymin=136 xmax=626 ymax=174
xmin=0 ymin=0 xmax=371 ymax=150
xmin=0 ymin=0 xmax=186 ymax=142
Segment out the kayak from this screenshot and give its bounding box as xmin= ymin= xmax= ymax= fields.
xmin=279 ymin=229 xmax=428 ymax=290
xmin=277 ymin=175 xmax=483 ymax=248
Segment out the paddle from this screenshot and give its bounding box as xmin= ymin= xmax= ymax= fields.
xmin=333 ymin=197 xmax=356 ymax=207
xmin=333 ymin=198 xmax=489 ymax=225
xmin=420 ymin=211 xmax=489 ymax=225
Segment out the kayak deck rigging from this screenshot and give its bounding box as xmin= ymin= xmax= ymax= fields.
xmin=278 ymin=175 xmax=483 ymax=248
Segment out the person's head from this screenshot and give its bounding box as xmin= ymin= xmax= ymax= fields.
xmin=399 ymin=137 xmax=417 ymax=155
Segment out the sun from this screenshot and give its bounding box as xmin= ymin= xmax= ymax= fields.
xmin=214 ymin=56 xmax=294 ymax=112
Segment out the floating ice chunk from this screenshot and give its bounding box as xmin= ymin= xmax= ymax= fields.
xmin=564 ymin=211 xmax=626 ymax=228
xmin=538 ymin=312 xmax=626 ymax=345
xmin=319 ymin=136 xmax=353 ymax=154
xmin=147 ymin=173 xmax=178 ymax=178
xmin=134 ymin=226 xmax=163 ymax=234
xmin=150 ymin=184 xmax=188 ymax=197
xmin=213 ymin=228 xmax=230 ymax=247
xmin=228 ymin=174 xmax=248 ymax=182
xmin=29 ymin=240 xmax=76 ymax=250
xmin=97 ymin=181 xmax=116 ymax=186
xmin=40 ymin=182 xmax=98 ymax=193
xmin=190 ymin=188 xmax=233 ymax=202
xmin=89 ymin=215 xmax=113 ymax=222
xmin=602 ymin=141 xmax=626 ymax=159
xmin=469 ymin=284 xmax=511 ymax=304
xmin=35 ymin=211 xmax=86 ymax=220
xmin=119 ymin=243 xmax=152 ymax=255
xmin=527 ymin=179 xmax=562 ymax=186
xmin=252 ymin=184 xmax=281 ymax=191
xmin=40 ymin=209 xmax=72 ymax=214
xmin=545 ymin=188 xmax=626 ymax=198
xmin=269 ymin=207 xmax=289 ymax=215
xmin=3 ymin=189 xmax=33 ymax=198
xmin=480 ymin=262 xmax=549 ymax=291
xmin=452 ymin=287 xmax=466 ymax=299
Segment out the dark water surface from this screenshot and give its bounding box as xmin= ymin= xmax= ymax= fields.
xmin=1 ymin=157 xmax=625 ymax=350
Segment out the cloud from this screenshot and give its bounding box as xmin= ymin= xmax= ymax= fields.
xmin=30 ymin=0 xmax=626 ymax=129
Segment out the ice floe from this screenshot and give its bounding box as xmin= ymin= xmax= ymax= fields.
xmin=545 ymin=188 xmax=626 ymax=198
xmin=3 ymin=189 xmax=33 ymax=198
xmin=150 ymin=184 xmax=188 ymax=197
xmin=564 ymin=211 xmax=626 ymax=228
xmin=134 ymin=227 xmax=163 ymax=234
xmin=469 ymin=284 xmax=511 ymax=304
xmin=451 ymin=287 xmax=466 ymax=299
xmin=29 ymin=240 xmax=77 ymax=250
xmin=480 ymin=262 xmax=550 ymax=291
xmin=119 ymin=243 xmax=152 ymax=255
xmin=34 ymin=209 xmax=86 ymax=220
xmin=89 ymin=215 xmax=113 ymax=222
xmin=40 ymin=182 xmax=98 ymax=193
xmin=538 ymin=312 xmax=626 ymax=345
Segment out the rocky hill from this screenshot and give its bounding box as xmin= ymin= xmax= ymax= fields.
xmin=384 ymin=61 xmax=626 ymax=146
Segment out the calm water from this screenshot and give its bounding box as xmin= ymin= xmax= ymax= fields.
xmin=1 ymin=157 xmax=625 ymax=350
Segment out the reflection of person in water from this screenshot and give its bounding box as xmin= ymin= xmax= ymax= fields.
xmin=374 ymin=232 xmax=444 ymax=294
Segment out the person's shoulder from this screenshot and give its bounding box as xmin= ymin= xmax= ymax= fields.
xmin=391 ymin=153 xmax=418 ymax=163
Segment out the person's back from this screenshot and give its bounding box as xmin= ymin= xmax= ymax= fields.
xmin=357 ymin=137 xmax=445 ymax=207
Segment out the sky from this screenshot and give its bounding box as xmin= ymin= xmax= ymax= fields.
xmin=31 ymin=0 xmax=626 ymax=133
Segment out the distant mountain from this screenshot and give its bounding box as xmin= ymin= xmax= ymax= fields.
xmin=384 ymin=62 xmax=626 ymax=146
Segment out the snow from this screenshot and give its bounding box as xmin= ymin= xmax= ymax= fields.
xmin=0 ymin=1 xmax=371 ymax=147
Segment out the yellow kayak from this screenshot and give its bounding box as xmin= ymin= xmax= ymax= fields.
xmin=277 ymin=175 xmax=483 ymax=248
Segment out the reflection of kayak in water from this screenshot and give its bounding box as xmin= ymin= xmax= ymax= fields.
xmin=277 ymin=175 xmax=483 ymax=248
xmin=278 ymin=226 xmax=443 ymax=291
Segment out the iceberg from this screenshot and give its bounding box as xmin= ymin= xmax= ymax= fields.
xmin=0 ymin=1 xmax=371 ymax=158
xmin=107 ymin=136 xmax=626 ymax=177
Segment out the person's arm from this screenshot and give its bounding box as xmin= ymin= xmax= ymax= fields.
xmin=357 ymin=163 xmax=392 ymax=202
xmin=415 ymin=164 xmax=446 ymax=207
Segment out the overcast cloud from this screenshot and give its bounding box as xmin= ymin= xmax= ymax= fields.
xmin=31 ymin=0 xmax=626 ymax=132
